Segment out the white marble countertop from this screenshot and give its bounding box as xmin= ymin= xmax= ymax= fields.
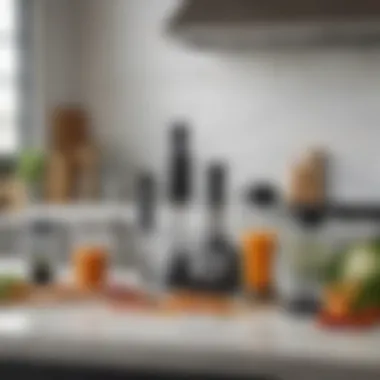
xmin=0 ymin=284 xmax=378 ymax=379
xmin=0 ymin=304 xmax=380 ymax=379
xmin=0 ymin=259 xmax=378 ymax=379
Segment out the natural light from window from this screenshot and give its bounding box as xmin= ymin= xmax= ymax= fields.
xmin=0 ymin=0 xmax=18 ymax=155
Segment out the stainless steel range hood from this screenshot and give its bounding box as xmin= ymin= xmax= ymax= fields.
xmin=170 ymin=0 xmax=380 ymax=47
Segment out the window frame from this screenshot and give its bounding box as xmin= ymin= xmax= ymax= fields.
xmin=17 ymin=0 xmax=33 ymax=152
xmin=0 ymin=0 xmax=31 ymax=163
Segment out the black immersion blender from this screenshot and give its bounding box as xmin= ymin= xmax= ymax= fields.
xmin=166 ymin=122 xmax=193 ymax=289
xmin=193 ymin=163 xmax=239 ymax=294
xmin=134 ymin=172 xmax=157 ymax=290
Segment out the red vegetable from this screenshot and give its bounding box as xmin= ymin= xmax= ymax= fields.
xmin=318 ymin=308 xmax=380 ymax=329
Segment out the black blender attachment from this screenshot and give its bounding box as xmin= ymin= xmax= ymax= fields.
xmin=193 ymin=162 xmax=239 ymax=294
xmin=246 ymin=182 xmax=278 ymax=209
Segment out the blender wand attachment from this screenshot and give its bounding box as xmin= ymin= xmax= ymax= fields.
xmin=167 ymin=206 xmax=192 ymax=289
xmin=166 ymin=122 xmax=193 ymax=289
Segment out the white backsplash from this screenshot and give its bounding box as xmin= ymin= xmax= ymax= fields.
xmin=79 ymin=0 xmax=380 ymax=206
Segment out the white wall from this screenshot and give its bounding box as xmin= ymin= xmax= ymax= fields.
xmin=21 ymin=0 xmax=380 ymax=275
xmin=29 ymin=0 xmax=380 ymax=202
xmin=30 ymin=0 xmax=82 ymax=147
xmin=43 ymin=0 xmax=81 ymax=107
xmin=78 ymin=0 xmax=380 ymax=205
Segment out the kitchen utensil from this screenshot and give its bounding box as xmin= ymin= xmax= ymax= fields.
xmin=192 ymin=162 xmax=239 ymax=294
xmin=133 ymin=171 xmax=158 ymax=289
xmin=166 ymin=122 xmax=194 ymax=290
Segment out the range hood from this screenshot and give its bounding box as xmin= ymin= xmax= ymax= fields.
xmin=170 ymin=0 xmax=380 ymax=47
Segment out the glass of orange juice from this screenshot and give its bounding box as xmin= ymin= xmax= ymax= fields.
xmin=242 ymin=230 xmax=277 ymax=299
xmin=71 ymin=221 xmax=113 ymax=292
xmin=73 ymin=246 xmax=108 ymax=291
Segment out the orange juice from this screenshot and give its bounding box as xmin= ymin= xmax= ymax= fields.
xmin=242 ymin=231 xmax=276 ymax=296
xmin=73 ymin=247 xmax=108 ymax=291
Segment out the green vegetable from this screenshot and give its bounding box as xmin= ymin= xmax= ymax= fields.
xmin=16 ymin=150 xmax=45 ymax=184
xmin=343 ymin=245 xmax=378 ymax=281
xmin=323 ymin=248 xmax=346 ymax=285
xmin=353 ymin=275 xmax=380 ymax=312
xmin=323 ymin=240 xmax=380 ymax=312
xmin=369 ymin=238 xmax=380 ymax=254
xmin=0 ymin=276 xmax=23 ymax=300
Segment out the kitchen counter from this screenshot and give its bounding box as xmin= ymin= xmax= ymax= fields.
xmin=0 ymin=299 xmax=379 ymax=379
xmin=0 ymin=259 xmax=378 ymax=379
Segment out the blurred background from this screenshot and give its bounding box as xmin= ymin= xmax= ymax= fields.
xmin=2 ymin=0 xmax=380 ymax=246
xmin=1 ymin=1 xmax=380 ymax=378
xmin=7 ymin=0 xmax=380 ymax=200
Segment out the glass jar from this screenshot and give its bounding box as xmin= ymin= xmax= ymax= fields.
xmin=242 ymin=230 xmax=277 ymax=299
xmin=283 ymin=206 xmax=332 ymax=314
xmin=241 ymin=182 xmax=280 ymax=300
xmin=28 ymin=220 xmax=61 ymax=285
xmin=286 ymin=226 xmax=324 ymax=307
xmin=71 ymin=221 xmax=114 ymax=291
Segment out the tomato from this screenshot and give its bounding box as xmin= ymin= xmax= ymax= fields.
xmin=318 ymin=309 xmax=380 ymax=329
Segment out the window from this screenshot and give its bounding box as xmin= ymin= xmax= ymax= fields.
xmin=0 ymin=0 xmax=19 ymax=154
